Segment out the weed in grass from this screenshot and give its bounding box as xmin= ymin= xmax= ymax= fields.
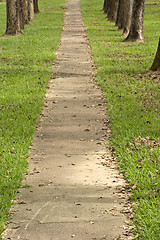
xmin=0 ymin=0 xmax=65 ymax=235
xmin=81 ymin=0 xmax=160 ymax=239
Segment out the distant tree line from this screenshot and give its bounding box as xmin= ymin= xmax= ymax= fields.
xmin=2 ymin=0 xmax=39 ymax=36
xmin=103 ymin=0 xmax=160 ymax=71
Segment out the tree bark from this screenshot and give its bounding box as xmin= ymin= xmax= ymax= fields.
xmin=107 ymin=0 xmax=119 ymax=22
xmin=28 ymin=0 xmax=34 ymax=21
xmin=122 ymin=0 xmax=133 ymax=36
xmin=33 ymin=0 xmax=40 ymax=14
xmin=22 ymin=0 xmax=29 ymax=25
xmin=124 ymin=0 xmax=145 ymax=42
xmin=103 ymin=0 xmax=108 ymax=13
xmin=19 ymin=0 xmax=25 ymax=30
xmin=150 ymin=38 xmax=160 ymax=71
xmin=4 ymin=0 xmax=22 ymax=36
xmin=104 ymin=0 xmax=111 ymax=17
xmin=115 ymin=0 xmax=126 ymax=30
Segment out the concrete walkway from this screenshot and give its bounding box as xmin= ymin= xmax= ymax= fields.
xmin=3 ymin=0 xmax=129 ymax=239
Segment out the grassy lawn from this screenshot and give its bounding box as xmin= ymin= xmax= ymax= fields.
xmin=0 ymin=0 xmax=65 ymax=235
xmin=81 ymin=0 xmax=160 ymax=239
xmin=0 ymin=0 xmax=159 ymax=239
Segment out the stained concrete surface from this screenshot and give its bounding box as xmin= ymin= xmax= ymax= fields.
xmin=3 ymin=0 xmax=130 ymax=239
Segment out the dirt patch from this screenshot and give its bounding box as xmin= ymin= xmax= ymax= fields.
xmin=134 ymin=136 xmax=160 ymax=149
xmin=147 ymin=71 xmax=160 ymax=83
xmin=145 ymin=3 xmax=160 ymax=5
xmin=101 ymin=41 xmax=111 ymax=46
xmin=44 ymin=7 xmax=66 ymax=11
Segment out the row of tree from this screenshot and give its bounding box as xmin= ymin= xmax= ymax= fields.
xmin=0 ymin=0 xmax=159 ymax=71
xmin=103 ymin=0 xmax=160 ymax=70
xmin=103 ymin=0 xmax=145 ymax=42
xmin=2 ymin=0 xmax=39 ymax=36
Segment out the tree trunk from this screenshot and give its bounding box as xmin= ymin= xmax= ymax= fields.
xmin=124 ymin=0 xmax=145 ymax=42
xmin=150 ymin=38 xmax=160 ymax=71
xmin=103 ymin=0 xmax=108 ymax=13
xmin=104 ymin=0 xmax=111 ymax=17
xmin=22 ymin=0 xmax=29 ymax=25
xmin=28 ymin=0 xmax=34 ymax=21
xmin=122 ymin=0 xmax=133 ymax=36
xmin=115 ymin=0 xmax=126 ymax=30
xmin=4 ymin=0 xmax=22 ymax=36
xmin=107 ymin=0 xmax=119 ymax=22
xmin=19 ymin=0 xmax=25 ymax=30
xmin=33 ymin=0 xmax=40 ymax=14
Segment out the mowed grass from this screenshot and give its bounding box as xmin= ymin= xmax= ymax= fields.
xmin=81 ymin=0 xmax=160 ymax=239
xmin=0 ymin=0 xmax=65 ymax=235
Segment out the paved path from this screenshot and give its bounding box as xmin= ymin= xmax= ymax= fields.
xmin=3 ymin=0 xmax=128 ymax=239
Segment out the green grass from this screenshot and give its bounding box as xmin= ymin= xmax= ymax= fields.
xmin=81 ymin=0 xmax=160 ymax=239
xmin=0 ymin=0 xmax=65 ymax=235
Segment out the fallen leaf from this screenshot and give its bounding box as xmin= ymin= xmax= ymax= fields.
xmin=84 ymin=128 xmax=90 ymax=132
xmin=131 ymin=182 xmax=137 ymax=190
xmin=39 ymin=183 xmax=45 ymax=187
xmin=18 ymin=200 xmax=26 ymax=204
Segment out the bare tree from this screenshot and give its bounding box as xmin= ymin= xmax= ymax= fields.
xmin=150 ymin=38 xmax=160 ymax=71
xmin=124 ymin=0 xmax=145 ymax=42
